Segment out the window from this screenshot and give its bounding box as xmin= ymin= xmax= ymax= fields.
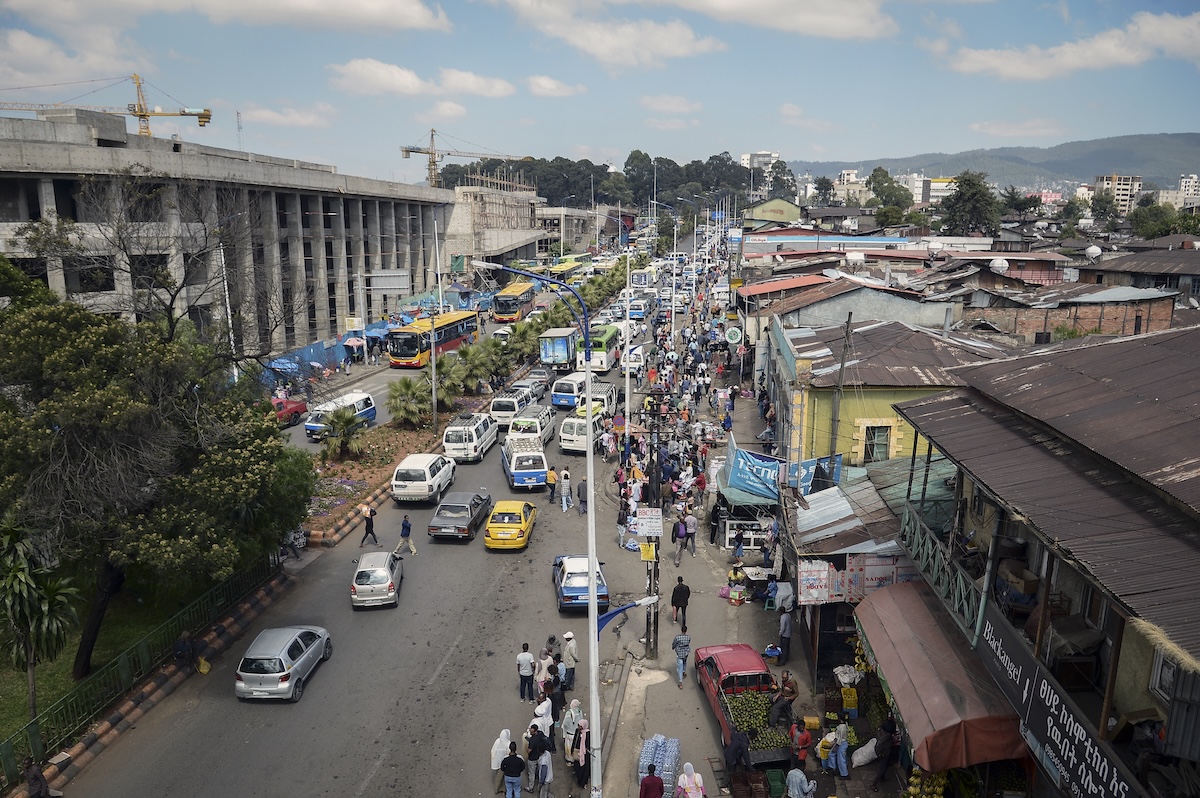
xmin=864 ymin=426 xmax=890 ymax=463
xmin=1151 ymin=648 xmax=1178 ymax=702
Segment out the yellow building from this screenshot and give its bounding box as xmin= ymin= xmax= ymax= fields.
xmin=765 ymin=317 xmax=1008 ymax=467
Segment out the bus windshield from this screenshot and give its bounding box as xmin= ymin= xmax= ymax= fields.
xmin=391 ymin=331 xmax=423 ymax=358
xmin=494 ymin=295 xmax=523 ymax=315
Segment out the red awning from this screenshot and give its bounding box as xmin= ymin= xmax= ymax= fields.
xmin=855 ymin=581 xmax=1027 ymax=772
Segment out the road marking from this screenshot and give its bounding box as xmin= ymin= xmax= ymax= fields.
xmin=355 ymin=739 xmax=394 ymax=796
xmin=425 ymin=568 xmax=505 ymax=687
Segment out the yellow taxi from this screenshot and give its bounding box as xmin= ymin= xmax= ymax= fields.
xmin=484 ymin=500 xmax=538 ymax=550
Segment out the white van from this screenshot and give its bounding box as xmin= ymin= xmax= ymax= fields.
xmin=304 ymin=391 xmax=377 ymax=440
xmin=501 ymin=437 xmax=549 ymax=490
xmin=559 ymin=414 xmax=605 ymax=455
xmin=507 ymin=404 xmax=555 ymax=446
xmin=391 ymin=453 xmax=456 ymax=503
xmin=550 ymin=371 xmax=600 ymax=411
xmin=491 ymin=326 xmax=513 ymax=345
xmin=622 ymin=344 xmax=645 ymax=376
xmin=442 ymin=413 xmax=499 ymax=463
xmin=489 ymin=387 xmax=534 ymax=427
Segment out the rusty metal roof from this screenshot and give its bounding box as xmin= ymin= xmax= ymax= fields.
xmin=787 ymin=320 xmax=1009 ymax=388
xmin=975 ymin=282 xmax=1177 ymax=306
xmin=737 ymin=274 xmax=830 ymax=298
xmin=895 ymin=388 xmax=1200 ymax=663
xmin=954 ymin=326 xmax=1200 ymax=513
xmin=1096 ymin=248 xmax=1200 ymax=275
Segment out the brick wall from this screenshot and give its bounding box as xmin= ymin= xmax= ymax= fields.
xmin=962 ymin=295 xmax=1175 ymax=342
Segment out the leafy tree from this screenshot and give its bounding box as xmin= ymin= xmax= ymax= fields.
xmin=1091 ymin=189 xmax=1119 ymax=222
xmin=767 ymin=161 xmax=796 ymax=199
xmin=1128 ymin=203 xmax=1177 ymax=239
xmin=624 ymin=150 xmax=654 ymax=205
xmin=812 ymin=177 xmax=835 ymax=206
xmin=318 ymin=406 xmax=369 ymax=463
xmin=477 ymin=338 xmax=512 ymax=382
xmin=1057 ymin=196 xmax=1088 ymax=225
xmin=903 ymin=210 xmax=931 ymax=227
xmin=999 ymin=185 xmax=1042 ymax=219
xmin=940 ymin=171 xmax=1000 ymax=236
xmin=505 ymin=321 xmax=538 ymax=364
xmin=427 ymin=354 xmax=465 ymax=409
xmin=864 ymin=167 xmax=913 ymax=211
xmin=875 ymin=206 xmax=904 ymax=227
xmin=0 ymin=516 xmax=80 ymax=719
xmin=453 ymin=343 xmax=492 ymax=393
xmin=386 ymin=377 xmax=431 ymax=428
xmin=597 ymin=172 xmax=633 ymax=206
xmin=1137 ymin=193 xmax=1157 ymax=209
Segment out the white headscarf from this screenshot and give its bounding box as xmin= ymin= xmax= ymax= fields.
xmin=491 ymin=729 xmax=511 ymax=769
xmin=680 ymin=762 xmax=705 ymax=798
xmin=533 ymin=697 xmax=554 ymax=734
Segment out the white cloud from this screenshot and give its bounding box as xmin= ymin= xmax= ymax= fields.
xmin=625 ymin=0 xmax=898 ymax=39
xmin=500 ymin=0 xmax=725 ymax=69
xmin=241 ymin=102 xmax=335 ymax=128
xmin=416 ymin=100 xmax=467 ymax=124
xmin=327 ymin=61 xmax=514 ymax=97
xmin=646 ymin=117 xmax=699 ymax=130
xmin=3 ymin=0 xmax=451 ymax=34
xmin=950 ymin=10 xmax=1200 ymax=80
xmin=527 ymin=75 xmax=586 ymax=97
xmin=0 ymin=28 xmax=139 ymax=88
xmin=639 ymin=94 xmax=702 ymax=113
xmin=968 ymin=118 xmax=1066 ymax=138
xmin=779 ymin=103 xmax=833 ymax=132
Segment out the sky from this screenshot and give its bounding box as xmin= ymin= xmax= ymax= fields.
xmin=0 ymin=0 xmax=1198 ymax=185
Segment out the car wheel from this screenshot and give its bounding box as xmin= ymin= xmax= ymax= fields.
xmin=289 ymin=678 xmax=304 ymax=703
xmin=288 ymin=412 xmax=300 ymax=426
xmin=321 ymin=639 xmax=332 ymax=661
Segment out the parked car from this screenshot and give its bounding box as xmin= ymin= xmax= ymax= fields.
xmin=552 ymin=554 xmax=610 ymax=613
xmin=511 ymin=378 xmax=547 ymax=400
xmin=349 ymin=550 xmax=404 ymax=609
xmin=485 ymin=500 xmax=538 ymax=550
xmin=271 ymin=396 xmax=309 ymax=427
xmin=428 ymin=490 xmax=493 ymax=541
xmin=234 ymin=625 xmax=331 ymax=703
xmin=693 ymin=644 xmax=791 ymax=766
xmin=391 ymin=453 xmax=456 ymax=503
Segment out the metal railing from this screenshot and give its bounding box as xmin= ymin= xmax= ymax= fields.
xmin=0 ymin=553 xmax=280 ymax=787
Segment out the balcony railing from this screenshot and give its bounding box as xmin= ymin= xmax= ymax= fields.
xmin=899 ymin=501 xmax=982 ymax=638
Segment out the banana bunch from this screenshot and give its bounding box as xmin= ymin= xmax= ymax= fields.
xmin=906 ymin=767 xmax=948 ymax=798
xmin=852 ymin=636 xmax=875 ymax=674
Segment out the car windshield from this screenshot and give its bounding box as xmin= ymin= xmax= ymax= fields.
xmin=239 ymin=657 xmax=284 ymax=675
xmin=510 ymin=420 xmax=537 ymax=433
xmin=437 ymin=504 xmax=470 ymax=519
xmin=492 ymin=401 xmax=515 ymax=412
xmin=391 ymin=331 xmax=422 ymax=357
xmin=493 ymin=512 xmax=522 ymax=524
xmin=562 ymin=572 xmax=602 ymax=589
xmin=394 ymin=469 xmax=427 ymax=482
xmin=306 ymin=411 xmax=326 ymax=424
xmin=552 ymin=381 xmax=574 ymax=394
xmin=444 ymin=430 xmax=467 ymax=443
xmin=514 ymin=456 xmax=543 ymax=470
xmin=355 ymin=568 xmax=389 ymax=586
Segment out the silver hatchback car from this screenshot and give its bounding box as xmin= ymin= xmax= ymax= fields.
xmin=350 ymin=549 xmax=404 ymax=609
xmin=234 ymin=625 xmax=331 ymax=702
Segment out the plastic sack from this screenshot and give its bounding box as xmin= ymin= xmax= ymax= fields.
xmin=197 ymin=656 xmax=211 ymax=675
xmin=850 ymin=741 xmax=879 ymax=768
xmin=717 ymin=585 xmax=731 ymax=599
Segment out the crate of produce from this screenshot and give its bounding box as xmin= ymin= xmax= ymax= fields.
xmin=841 ymin=687 xmax=858 ymax=709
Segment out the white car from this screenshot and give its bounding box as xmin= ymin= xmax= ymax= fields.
xmin=235 ymin=626 xmax=331 ymax=702
xmin=391 ymin=453 xmax=456 ymax=503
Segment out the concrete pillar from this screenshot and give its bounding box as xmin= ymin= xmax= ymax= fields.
xmin=329 ymin=198 xmax=350 ymax=332
xmin=285 ymin=192 xmax=306 ymax=345
xmin=163 ymin=184 xmax=189 ymax=324
xmin=260 ymin=191 xmax=286 ymax=352
xmin=308 ymin=195 xmax=331 ymax=341
xmin=347 ymin=198 xmax=365 ymax=320
xmin=234 ymin=188 xmax=260 ymax=356
xmin=364 ymin=198 xmax=380 ymax=322
xmin=38 ymin=178 xmax=66 ymax=296
xmin=380 ymin=200 xmax=396 ymax=317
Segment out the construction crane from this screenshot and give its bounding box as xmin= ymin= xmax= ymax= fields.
xmin=0 ymin=74 xmax=211 ymax=137
xmin=401 ymin=128 xmax=528 ymax=188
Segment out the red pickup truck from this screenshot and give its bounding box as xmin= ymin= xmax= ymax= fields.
xmin=694 ymin=643 xmax=791 ymax=766
xmin=271 ymin=397 xmax=308 ymax=427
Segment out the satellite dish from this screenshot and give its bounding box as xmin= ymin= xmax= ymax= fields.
xmin=990 ymin=258 xmax=1010 ymax=274
xmin=846 ymin=251 xmax=866 ymax=266
xmin=927 ymin=241 xmax=944 ymax=258
xmin=1085 ymin=245 xmax=1102 ymax=262
xmin=841 ymin=219 xmax=854 ymax=231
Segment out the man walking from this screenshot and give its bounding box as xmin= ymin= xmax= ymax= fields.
xmin=778 ymin=607 xmax=792 ymax=667
xmin=359 ymin=505 xmax=379 ymax=547
xmin=639 ymin=763 xmax=665 ymax=798
xmin=671 ymin=625 xmax=691 ymax=688
xmin=684 ymin=509 xmax=698 ymax=557
xmin=400 ymin=514 xmax=416 ymax=555
xmin=671 ymin=576 xmax=690 ymax=626
xmin=562 ymin=631 xmax=578 ymax=691
xmin=577 ymin=477 xmax=588 ymax=516
xmin=517 ymin=643 xmax=536 ymax=703
xmin=560 ymin=467 xmax=572 ymax=513
xmin=500 ymin=742 xmax=526 ymax=798
xmin=546 ymin=466 xmax=558 ymax=503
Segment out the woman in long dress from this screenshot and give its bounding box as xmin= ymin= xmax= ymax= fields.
xmin=571 ymin=718 xmax=591 ymax=788
xmin=489 ymin=729 xmax=510 ymax=795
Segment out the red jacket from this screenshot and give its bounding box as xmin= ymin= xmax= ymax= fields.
xmin=639 ymin=773 xmax=665 ymax=798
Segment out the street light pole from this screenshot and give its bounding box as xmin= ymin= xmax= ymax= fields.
xmin=473 ymin=259 xmax=603 ymax=798
xmin=431 ymin=214 xmax=443 ymax=433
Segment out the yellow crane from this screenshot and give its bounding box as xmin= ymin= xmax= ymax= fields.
xmin=401 ymin=128 xmax=528 ymax=188
xmin=0 ymin=74 xmax=211 ymax=137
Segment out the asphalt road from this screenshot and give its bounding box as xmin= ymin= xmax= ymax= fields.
xmin=68 ymin=378 xmax=646 ymax=798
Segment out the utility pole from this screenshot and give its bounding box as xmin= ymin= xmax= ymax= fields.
xmin=827 ymin=313 xmax=853 ymax=468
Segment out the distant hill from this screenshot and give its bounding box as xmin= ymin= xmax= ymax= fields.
xmin=787 ymin=133 xmax=1200 ymax=191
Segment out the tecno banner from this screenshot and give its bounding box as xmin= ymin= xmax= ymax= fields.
xmin=725 ymin=447 xmax=783 ymax=501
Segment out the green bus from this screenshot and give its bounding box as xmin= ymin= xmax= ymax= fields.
xmin=576 ymin=324 xmax=621 ymax=372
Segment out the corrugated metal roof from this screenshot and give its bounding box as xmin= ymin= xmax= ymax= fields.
xmin=737 ymin=275 xmax=830 ymax=298
xmin=955 ymin=326 xmax=1200 ymax=513
xmin=786 ymin=320 xmax=1009 ymax=388
xmin=975 ymin=283 xmax=1177 ymax=306
xmin=794 ymin=467 xmax=901 ymax=555
xmin=1096 ymin=249 xmax=1200 ymax=275
xmin=895 ymin=388 xmax=1200 ymax=663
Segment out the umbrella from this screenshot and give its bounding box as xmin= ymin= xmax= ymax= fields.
xmin=343 ymin=337 xmax=365 ymax=348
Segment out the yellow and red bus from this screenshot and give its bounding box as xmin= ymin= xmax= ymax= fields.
xmin=387 ymin=310 xmax=480 ymax=368
xmin=492 ymin=282 xmax=537 ymax=323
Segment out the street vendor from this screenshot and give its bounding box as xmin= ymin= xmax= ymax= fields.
xmin=726 ymin=565 xmax=747 ymax=586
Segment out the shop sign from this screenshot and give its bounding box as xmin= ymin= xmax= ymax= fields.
xmin=637 ymin=508 xmax=663 ymax=538
xmin=977 ymin=604 xmax=1138 ymax=798
xmin=726 ymin=448 xmax=782 ymax=501
xmin=787 ymin=454 xmax=843 ymax=494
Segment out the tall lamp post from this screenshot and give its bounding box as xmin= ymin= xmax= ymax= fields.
xmin=473 ymin=259 xmax=604 ymax=798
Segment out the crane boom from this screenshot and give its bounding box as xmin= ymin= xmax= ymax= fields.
xmin=401 ymin=128 xmax=527 ymax=188
xmin=0 ymin=74 xmax=211 ymax=136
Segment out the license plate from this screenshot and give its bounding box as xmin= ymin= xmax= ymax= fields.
xmin=252 ymin=690 xmax=269 ymax=697
xmin=396 ymin=483 xmax=407 ymax=489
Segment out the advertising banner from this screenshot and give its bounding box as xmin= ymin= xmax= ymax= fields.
xmin=726 ymin=447 xmax=784 ymax=501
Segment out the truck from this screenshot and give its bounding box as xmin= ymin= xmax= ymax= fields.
xmin=539 ymin=327 xmax=579 ymax=373
xmin=693 ymin=644 xmax=792 ymax=767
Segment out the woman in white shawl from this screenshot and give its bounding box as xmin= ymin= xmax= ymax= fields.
xmin=560 ymin=699 xmax=583 ymax=762
xmin=490 ymin=729 xmax=510 ymax=795
xmin=675 ymin=762 xmax=706 ymax=798
xmin=532 ymin=694 xmax=556 ymax=752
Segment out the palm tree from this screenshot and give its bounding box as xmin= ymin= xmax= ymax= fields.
xmin=0 ymin=515 xmax=80 ymax=719
xmin=506 ymin=322 xmax=538 ymax=364
xmin=454 ymin=344 xmax=491 ymax=393
xmin=427 ymin=354 xmax=465 ymax=410
xmin=477 ymin=338 xmax=512 ymax=385
xmin=387 ymin=376 xmax=431 ymax=429
xmin=317 ymin=406 xmax=368 ymax=462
